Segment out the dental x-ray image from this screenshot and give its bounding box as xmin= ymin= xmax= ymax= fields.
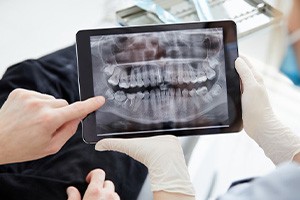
xmin=90 ymin=28 xmax=229 ymax=136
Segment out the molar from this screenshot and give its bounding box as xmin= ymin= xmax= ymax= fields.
xmin=119 ymin=71 xmax=129 ymax=88
xmin=108 ymin=67 xmax=121 ymax=86
xmin=103 ymin=64 xmax=116 ymax=76
xmin=133 ymin=92 xmax=145 ymax=111
xmin=189 ymin=88 xmax=200 ymax=108
xmin=208 ymin=58 xmax=219 ymax=69
xmin=210 ymin=84 xmax=222 ymax=97
xmin=196 ymin=87 xmax=208 ymax=96
xmin=203 ymin=62 xmax=216 ymax=80
xmin=114 ymin=91 xmax=127 ymax=102
xmin=105 ymin=89 xmax=114 ymax=100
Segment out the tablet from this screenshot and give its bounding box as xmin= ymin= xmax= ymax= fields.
xmin=76 ymin=20 xmax=242 ymax=143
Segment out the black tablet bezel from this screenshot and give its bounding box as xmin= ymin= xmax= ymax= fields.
xmin=76 ymin=20 xmax=242 ymax=143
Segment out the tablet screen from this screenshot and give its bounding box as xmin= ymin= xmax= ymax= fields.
xmin=89 ymin=27 xmax=229 ymax=136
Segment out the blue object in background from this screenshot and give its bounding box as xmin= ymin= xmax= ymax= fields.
xmin=280 ymin=45 xmax=300 ymax=85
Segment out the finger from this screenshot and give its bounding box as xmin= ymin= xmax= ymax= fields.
xmin=113 ymin=193 xmax=121 ymax=200
xmin=82 ymin=169 xmax=106 ymax=200
xmin=95 ymin=138 xmax=136 ymax=153
xmin=44 ymin=99 xmax=69 ymax=108
xmin=67 ymin=186 xmax=81 ymax=200
xmin=103 ymin=180 xmax=115 ymax=191
xmin=86 ymin=169 xmax=106 ymax=186
xmin=240 ymin=55 xmax=264 ymax=84
xmin=50 ymin=118 xmax=81 ymax=149
xmin=235 ymin=57 xmax=257 ymax=88
xmin=56 ymin=96 xmax=105 ymax=123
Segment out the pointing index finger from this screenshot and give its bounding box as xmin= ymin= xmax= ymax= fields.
xmin=57 ymin=96 xmax=105 ymax=123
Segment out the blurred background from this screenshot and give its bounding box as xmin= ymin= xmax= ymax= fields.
xmin=1 ymin=0 xmax=300 ymax=199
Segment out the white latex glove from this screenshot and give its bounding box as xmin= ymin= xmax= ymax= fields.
xmin=235 ymin=57 xmax=300 ymax=165
xmin=95 ymin=135 xmax=195 ymax=196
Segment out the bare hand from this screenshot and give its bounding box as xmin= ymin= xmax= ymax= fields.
xmin=0 ymin=88 xmax=105 ymax=164
xmin=67 ymin=169 xmax=120 ymax=200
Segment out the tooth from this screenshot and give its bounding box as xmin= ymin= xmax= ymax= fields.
xmin=143 ymin=91 xmax=150 ymax=114
xmin=208 ymin=58 xmax=218 ymax=69
xmin=177 ymin=64 xmax=184 ymax=84
xmin=149 ymin=68 xmax=157 ymax=87
xmin=196 ymin=87 xmax=208 ymax=96
xmin=175 ymin=88 xmax=182 ymax=106
xmin=108 ymin=67 xmax=121 ymax=86
xmin=129 ymin=68 xmax=137 ymax=88
xmin=211 ymin=84 xmax=222 ymax=97
xmin=127 ymin=93 xmax=136 ymax=106
xmin=189 ymin=67 xmax=197 ymax=84
xmin=133 ymin=92 xmax=145 ymax=111
xmin=182 ymin=88 xmax=189 ymax=98
xmin=176 ymin=88 xmax=182 ymax=97
xmin=122 ymin=98 xmax=130 ymax=108
xmin=136 ymin=67 xmax=144 ymax=87
xmin=170 ymin=65 xmax=177 ymax=85
xmin=104 ymin=65 xmax=116 ymax=75
xmin=142 ymin=66 xmax=150 ymax=87
xmin=155 ymin=89 xmax=161 ymax=105
xmin=196 ymin=63 xmax=207 ymax=83
xmin=203 ymin=93 xmax=213 ymax=103
xmin=144 ymin=91 xmax=150 ymax=99
xmin=169 ymin=88 xmax=175 ymax=98
xmin=203 ymin=62 xmax=216 ymax=80
xmin=119 ymin=71 xmax=129 ymax=88
xmin=161 ymin=90 xmax=167 ymax=104
xmin=163 ymin=64 xmax=172 ymax=83
xmin=105 ymin=89 xmax=115 ymax=100
xmin=182 ymin=64 xmax=191 ymax=83
xmin=189 ymin=88 xmax=200 ymax=108
xmin=156 ymin=66 xmax=163 ymax=84
xmin=150 ymin=90 xmax=156 ymax=110
xmin=114 ymin=91 xmax=126 ymax=102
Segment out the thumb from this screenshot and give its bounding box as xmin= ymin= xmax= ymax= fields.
xmin=95 ymin=138 xmax=137 ymax=154
xmin=67 ymin=186 xmax=81 ymax=200
xmin=95 ymin=138 xmax=148 ymax=165
xmin=235 ymin=57 xmax=257 ymax=88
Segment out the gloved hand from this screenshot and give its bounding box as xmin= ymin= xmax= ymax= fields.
xmin=235 ymin=57 xmax=300 ymax=165
xmin=95 ymin=135 xmax=195 ymax=197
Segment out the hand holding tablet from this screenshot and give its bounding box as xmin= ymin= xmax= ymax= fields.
xmin=76 ymin=21 xmax=242 ymax=143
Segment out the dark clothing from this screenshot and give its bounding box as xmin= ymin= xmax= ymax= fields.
xmin=0 ymin=46 xmax=147 ymax=200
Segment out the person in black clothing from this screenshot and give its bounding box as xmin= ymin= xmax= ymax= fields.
xmin=0 ymin=45 xmax=147 ymax=200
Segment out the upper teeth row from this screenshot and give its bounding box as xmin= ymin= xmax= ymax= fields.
xmin=105 ymin=61 xmax=217 ymax=88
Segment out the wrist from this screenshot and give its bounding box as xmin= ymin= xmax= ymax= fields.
xmin=148 ymin=150 xmax=195 ymax=196
xmin=153 ymin=191 xmax=195 ymax=200
xmin=251 ymin=116 xmax=300 ymax=165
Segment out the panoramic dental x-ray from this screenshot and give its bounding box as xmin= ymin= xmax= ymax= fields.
xmin=90 ymin=28 xmax=229 ymax=136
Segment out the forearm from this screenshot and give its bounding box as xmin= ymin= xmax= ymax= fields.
xmin=153 ymin=191 xmax=195 ymax=200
